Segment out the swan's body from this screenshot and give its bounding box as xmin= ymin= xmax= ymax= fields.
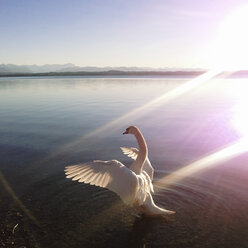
xmin=120 ymin=146 xmax=154 ymax=193
xmin=65 ymin=126 xmax=175 ymax=216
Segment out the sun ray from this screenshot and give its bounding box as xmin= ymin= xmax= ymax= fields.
xmin=71 ymin=69 xmax=221 ymax=140
xmin=157 ymin=138 xmax=248 ymax=187
xmin=38 ymin=69 xmax=222 ymax=165
xmin=0 ymin=171 xmax=39 ymax=225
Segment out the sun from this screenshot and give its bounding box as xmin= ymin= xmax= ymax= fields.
xmin=209 ymin=5 xmax=248 ymax=70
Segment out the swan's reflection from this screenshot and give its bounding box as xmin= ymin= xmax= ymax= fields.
xmin=127 ymin=214 xmax=175 ymax=248
xmin=128 ymin=216 xmax=154 ymax=248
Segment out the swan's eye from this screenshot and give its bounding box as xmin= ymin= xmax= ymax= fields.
xmin=126 ymin=128 xmax=130 ymax=133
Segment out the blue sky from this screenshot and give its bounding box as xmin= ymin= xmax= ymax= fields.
xmin=0 ymin=0 xmax=247 ymax=68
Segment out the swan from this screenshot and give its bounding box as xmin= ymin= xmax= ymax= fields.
xmin=64 ymin=126 xmax=175 ymax=216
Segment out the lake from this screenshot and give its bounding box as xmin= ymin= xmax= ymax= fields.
xmin=0 ymin=76 xmax=248 ymax=247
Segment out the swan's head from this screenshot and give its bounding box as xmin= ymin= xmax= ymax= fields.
xmin=123 ymin=126 xmax=139 ymax=135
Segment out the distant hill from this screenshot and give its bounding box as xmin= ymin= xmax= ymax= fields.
xmin=0 ymin=64 xmax=247 ymax=77
xmin=0 ymin=64 xmax=203 ymax=75
xmin=0 ymin=70 xmax=206 ymax=78
xmin=0 ymin=63 xmax=75 ymax=74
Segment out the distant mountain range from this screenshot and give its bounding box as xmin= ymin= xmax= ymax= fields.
xmin=0 ymin=63 xmax=76 ymax=74
xmin=0 ymin=64 xmax=203 ymax=74
xmin=0 ymin=64 xmax=247 ymax=77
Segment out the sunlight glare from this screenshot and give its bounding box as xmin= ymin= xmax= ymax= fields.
xmin=232 ymin=100 xmax=248 ymax=138
xmin=37 ymin=70 xmax=221 ymax=164
xmin=55 ymin=70 xmax=221 ymax=150
xmin=0 ymin=171 xmax=39 ymax=225
xmin=227 ymin=80 xmax=248 ymax=139
xmin=158 ymin=138 xmax=248 ymax=187
xmin=210 ymin=5 xmax=248 ymax=70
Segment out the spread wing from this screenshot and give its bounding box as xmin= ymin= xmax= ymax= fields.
xmin=65 ymin=160 xmax=138 ymax=205
xmin=120 ymin=147 xmax=154 ymax=181
xmin=120 ymin=147 xmax=138 ymax=160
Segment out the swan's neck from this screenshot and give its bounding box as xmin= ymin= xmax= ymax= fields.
xmin=130 ymin=130 xmax=148 ymax=174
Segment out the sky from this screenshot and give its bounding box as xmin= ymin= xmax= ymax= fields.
xmin=0 ymin=0 xmax=247 ymax=68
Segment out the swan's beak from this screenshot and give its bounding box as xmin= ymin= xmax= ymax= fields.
xmin=123 ymin=130 xmax=128 ymax=135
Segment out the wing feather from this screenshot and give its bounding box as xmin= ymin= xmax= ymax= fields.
xmin=72 ymin=170 xmax=90 ymax=181
xmin=143 ymin=158 xmax=154 ymax=181
xmin=91 ymin=173 xmax=100 ymax=185
xmin=120 ymin=147 xmax=154 ymax=181
xmin=120 ymin=147 xmax=138 ymax=160
xmin=66 ymin=168 xmax=90 ymax=178
xmin=65 ymin=165 xmax=83 ymax=173
xmin=65 ymin=167 xmax=88 ymax=178
xmin=98 ymin=172 xmax=107 ymax=187
xmin=65 ymin=160 xmax=138 ymax=205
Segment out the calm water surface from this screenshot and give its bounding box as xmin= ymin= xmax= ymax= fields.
xmin=0 ymin=76 xmax=248 ymax=247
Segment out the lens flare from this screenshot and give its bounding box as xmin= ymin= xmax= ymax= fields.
xmin=229 ymin=80 xmax=248 ymax=139
xmin=0 ymin=171 xmax=39 ymax=225
xmin=232 ymin=101 xmax=248 ymax=138
xmin=158 ymin=138 xmax=248 ymax=187
xmin=209 ymin=5 xmax=248 ymax=70
xmin=38 ymin=69 xmax=221 ymax=165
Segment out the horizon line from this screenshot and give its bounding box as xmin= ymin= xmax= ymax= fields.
xmin=0 ymin=63 xmax=207 ymax=70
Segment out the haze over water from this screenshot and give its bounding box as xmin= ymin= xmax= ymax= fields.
xmin=0 ymin=76 xmax=248 ymax=247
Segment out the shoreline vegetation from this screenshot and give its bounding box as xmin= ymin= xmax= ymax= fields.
xmin=0 ymin=70 xmax=247 ymax=78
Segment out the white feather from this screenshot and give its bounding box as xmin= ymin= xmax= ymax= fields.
xmin=65 ymin=160 xmax=138 ymax=205
xmin=120 ymin=147 xmax=154 ymax=181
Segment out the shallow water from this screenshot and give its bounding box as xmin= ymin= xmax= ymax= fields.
xmin=0 ymin=76 xmax=248 ymax=247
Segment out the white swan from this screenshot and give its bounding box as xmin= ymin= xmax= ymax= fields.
xmin=65 ymin=126 xmax=175 ymax=216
